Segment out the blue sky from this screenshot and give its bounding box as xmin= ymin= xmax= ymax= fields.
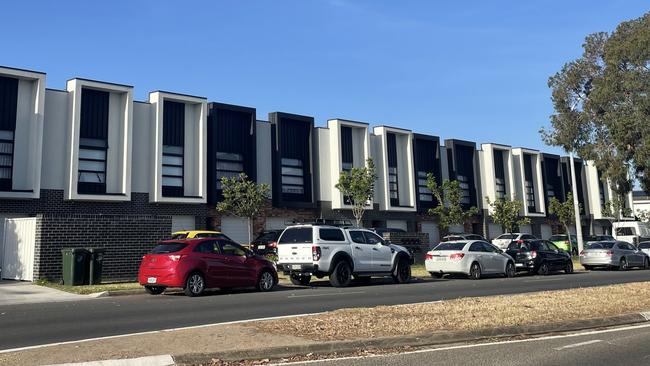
xmin=2 ymin=1 xmax=648 ymax=154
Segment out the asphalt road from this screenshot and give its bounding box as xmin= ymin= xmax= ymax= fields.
xmin=1 ymin=269 xmax=649 ymax=351
xmin=286 ymin=323 xmax=650 ymax=366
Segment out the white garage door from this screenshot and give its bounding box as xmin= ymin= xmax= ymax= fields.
xmin=519 ymin=224 xmax=532 ymax=234
xmin=449 ymin=224 xmax=464 ymax=234
xmin=265 ymin=217 xmax=290 ymax=230
xmin=2 ymin=217 xmax=36 ymax=281
xmin=171 ymin=215 xmax=195 ymax=233
xmin=221 ymin=217 xmax=250 ymax=244
xmin=487 ymin=224 xmax=503 ymax=240
xmin=386 ymin=220 xmax=408 ymax=231
xmin=420 ymin=222 xmax=439 ymax=246
xmin=540 ymin=224 xmax=553 ymax=240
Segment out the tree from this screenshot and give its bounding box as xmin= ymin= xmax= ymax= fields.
xmin=485 ymin=197 xmax=531 ymax=234
xmin=216 ymin=173 xmax=270 ymax=244
xmin=426 ymin=176 xmax=479 ymax=235
xmin=335 ymin=158 xmax=377 ymax=227
xmin=601 ymin=194 xmax=632 ymax=223
xmin=548 ymin=193 xmax=581 ymax=237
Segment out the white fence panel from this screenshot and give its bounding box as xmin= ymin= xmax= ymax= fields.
xmin=2 ymin=217 xmax=37 ymax=281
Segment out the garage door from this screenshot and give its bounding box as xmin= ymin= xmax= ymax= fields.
xmin=221 ymin=217 xmax=250 ymax=244
xmin=171 ymin=215 xmax=195 ymax=233
xmin=386 ymin=220 xmax=408 ymax=231
xmin=265 ymin=217 xmax=290 ymax=230
xmin=488 ymin=224 xmax=503 ymax=240
xmin=540 ymin=224 xmax=553 ymax=240
xmin=420 ymin=222 xmax=439 ymax=246
xmin=519 ymin=224 xmax=532 ymax=234
xmin=2 ymin=217 xmax=36 ymax=281
xmin=449 ymin=224 xmax=464 ymax=234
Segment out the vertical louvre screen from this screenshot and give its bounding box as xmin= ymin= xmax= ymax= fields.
xmin=414 ymin=138 xmax=439 ymax=206
xmin=0 ymin=76 xmax=17 ymax=191
xmin=523 ymin=154 xmax=536 ymax=211
xmin=216 ymin=152 xmax=243 ymax=189
xmin=387 ymin=133 xmax=399 ymax=206
xmin=493 ymin=150 xmax=506 ymax=199
xmin=455 ymin=145 xmax=475 ymax=206
xmin=278 ymin=117 xmax=312 ymax=203
xmin=162 ymin=100 xmax=185 ymax=197
xmin=341 ymin=126 xmax=353 ymax=170
xmin=78 ymin=88 xmax=109 ymax=194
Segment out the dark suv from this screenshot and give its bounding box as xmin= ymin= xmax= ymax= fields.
xmin=506 ymin=239 xmax=573 ymax=275
xmin=251 ymin=230 xmax=283 ymax=255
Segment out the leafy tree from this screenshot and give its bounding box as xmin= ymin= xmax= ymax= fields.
xmin=548 ymin=193 xmax=581 ymax=237
xmin=426 ymin=176 xmax=479 ymax=236
xmin=216 ymin=173 xmax=270 ymax=244
xmin=601 ymin=194 xmax=632 ymax=223
xmin=485 ymin=197 xmax=531 ymax=234
xmin=335 ymin=158 xmax=377 ymax=227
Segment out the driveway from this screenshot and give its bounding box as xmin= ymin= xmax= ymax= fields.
xmin=0 ymin=280 xmax=87 ymax=306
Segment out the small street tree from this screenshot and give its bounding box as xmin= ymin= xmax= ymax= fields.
xmin=335 ymin=158 xmax=377 ymax=227
xmin=548 ymin=193 xmax=581 ymax=237
xmin=601 ymin=194 xmax=632 ymax=224
xmin=426 ymin=176 xmax=479 ymax=236
xmin=216 ymin=173 xmax=270 ymax=244
xmin=485 ymin=197 xmax=531 ymax=234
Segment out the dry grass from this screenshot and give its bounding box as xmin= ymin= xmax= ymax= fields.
xmin=35 ymin=280 xmax=141 ymax=295
xmin=251 ymin=281 xmax=650 ymax=341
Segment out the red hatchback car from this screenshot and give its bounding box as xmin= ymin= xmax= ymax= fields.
xmin=138 ymin=238 xmax=278 ymax=296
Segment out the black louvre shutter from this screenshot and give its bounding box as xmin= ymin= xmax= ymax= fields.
xmin=80 ymin=89 xmax=109 ymax=139
xmin=341 ymin=126 xmax=353 ymax=164
xmin=78 ymin=88 xmax=109 ymax=194
xmin=0 ymin=75 xmax=18 ymax=191
xmin=163 ymin=101 xmax=185 ymax=146
xmin=162 ymin=100 xmax=185 ymax=197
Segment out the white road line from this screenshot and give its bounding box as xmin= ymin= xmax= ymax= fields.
xmin=45 ymin=354 xmax=175 ymax=366
xmin=553 ymin=339 xmax=602 ymax=350
xmin=267 ymin=323 xmax=650 ymax=366
xmin=523 ymin=278 xmax=565 ymax=282
xmin=288 ymin=291 xmax=365 ymax=298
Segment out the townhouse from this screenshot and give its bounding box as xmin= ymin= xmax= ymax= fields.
xmin=0 ymin=65 xmax=636 ymax=282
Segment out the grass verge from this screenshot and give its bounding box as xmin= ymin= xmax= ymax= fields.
xmin=35 ymin=280 xmax=142 ymax=295
xmin=251 ymin=281 xmax=650 ymax=341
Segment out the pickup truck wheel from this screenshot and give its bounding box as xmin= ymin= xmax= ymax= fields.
xmin=392 ymin=257 xmax=411 ymax=284
xmin=290 ymin=274 xmax=311 ymax=286
xmin=330 ymin=261 xmax=352 ymax=287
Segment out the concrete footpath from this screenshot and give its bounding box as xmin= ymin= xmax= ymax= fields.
xmin=0 ymin=280 xmax=89 ymax=306
xmin=2 ymin=311 xmax=650 ymax=366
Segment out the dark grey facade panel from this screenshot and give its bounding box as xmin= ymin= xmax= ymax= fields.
xmin=340 ymin=125 xmax=353 ymax=164
xmin=79 ymin=88 xmax=109 ymax=140
xmin=0 ymin=75 xmax=18 ymax=131
xmin=162 ymin=100 xmax=185 ymax=146
xmin=413 ymin=134 xmax=441 ymax=211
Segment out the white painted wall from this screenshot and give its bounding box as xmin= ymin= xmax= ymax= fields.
xmin=372 ymin=126 xmax=416 ymax=212
xmin=479 ymin=144 xmax=515 ymax=213
xmin=512 ymin=148 xmax=546 ymax=217
xmin=131 ymin=102 xmax=151 ymax=193
xmin=41 ymin=90 xmax=68 ymax=190
xmin=317 ymin=128 xmax=331 ymax=202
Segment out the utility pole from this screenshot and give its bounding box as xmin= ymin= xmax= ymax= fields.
xmin=569 ymin=153 xmax=584 ymax=254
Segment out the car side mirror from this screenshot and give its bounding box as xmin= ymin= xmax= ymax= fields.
xmin=245 ymin=249 xmax=254 ymax=258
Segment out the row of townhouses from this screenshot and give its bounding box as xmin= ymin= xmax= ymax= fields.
xmin=0 ymin=66 xmax=635 ymax=282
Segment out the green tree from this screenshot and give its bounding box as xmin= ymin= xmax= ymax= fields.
xmin=216 ymin=173 xmax=270 ymax=244
xmin=335 ymin=158 xmax=377 ymax=227
xmin=485 ymin=197 xmax=531 ymax=234
xmin=426 ymin=176 xmax=479 ymax=236
xmin=601 ymin=194 xmax=632 ymax=223
xmin=548 ymin=193 xmax=581 ymax=237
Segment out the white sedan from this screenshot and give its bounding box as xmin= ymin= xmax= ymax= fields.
xmin=425 ymin=240 xmax=516 ymax=279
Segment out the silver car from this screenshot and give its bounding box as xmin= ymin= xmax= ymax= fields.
xmin=425 ymin=240 xmax=516 ymax=279
xmin=579 ymin=241 xmax=650 ymax=270
xmin=639 ymin=241 xmax=650 ymax=256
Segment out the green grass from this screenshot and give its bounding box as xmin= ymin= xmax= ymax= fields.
xmin=35 ymin=280 xmax=142 ymax=295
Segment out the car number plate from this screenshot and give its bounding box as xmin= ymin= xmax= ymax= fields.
xmin=147 ymin=277 xmax=157 ymax=284
xmin=436 ymin=257 xmax=446 ymax=261
xmin=515 ymin=263 xmax=524 ymax=267
xmin=291 ymin=264 xmax=302 ymax=270
xmin=258 ymin=245 xmax=266 ymax=249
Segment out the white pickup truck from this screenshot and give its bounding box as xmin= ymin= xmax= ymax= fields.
xmin=277 ymin=224 xmax=413 ymax=287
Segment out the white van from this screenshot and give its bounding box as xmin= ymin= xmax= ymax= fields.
xmin=612 ymin=221 xmax=650 ymax=244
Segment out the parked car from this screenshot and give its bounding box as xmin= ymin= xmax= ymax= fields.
xmin=584 ymin=235 xmax=615 ymax=244
xmin=250 ymin=230 xmax=283 ymax=255
xmin=441 ymin=233 xmax=487 ymax=242
xmin=138 ymin=238 xmax=277 ymax=296
xmin=277 ymin=224 xmax=413 ymax=287
xmin=371 ymin=227 xmax=406 ymax=237
xmin=171 ymin=230 xmax=232 ymax=240
xmin=579 ymin=241 xmax=650 ymax=271
xmin=491 ymin=233 xmax=537 ymax=249
xmin=506 ymin=239 xmax=573 ymax=275
xmin=639 ymin=241 xmax=650 ymax=256
xmin=613 ymin=221 xmax=650 ymax=244
xmin=548 ymin=234 xmax=578 ymax=255
xmin=424 ymin=240 xmax=515 ymax=280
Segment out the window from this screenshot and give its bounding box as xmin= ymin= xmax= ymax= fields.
xmin=78 ymin=88 xmax=109 ymax=194
xmin=638 ymin=242 xmax=650 ymax=249
xmin=495 ymin=178 xmax=506 ymax=199
xmin=363 ymin=232 xmax=384 ymax=245
xmin=281 ymin=158 xmax=304 ymax=194
xmin=0 ymin=75 xmax=17 ymax=192
xmin=616 ymin=227 xmax=635 ymax=236
xmin=389 ymin=167 xmax=399 ymax=200
xmin=349 ymin=231 xmax=366 ymax=244
xmin=586 ymin=242 xmax=615 ymax=250
xmin=220 ymin=241 xmax=246 ymax=256
xmin=387 ymin=133 xmax=399 ymax=205
xmin=469 ymin=242 xmax=484 ymax=252
xmin=162 ymin=100 xmax=185 ymax=197
xmin=546 ymin=183 xmax=555 ymax=199
xmin=319 ymin=228 xmax=345 ymax=241
xmin=151 ymin=242 xmax=187 ymax=254
xmin=457 ymin=175 xmax=471 ymax=204
xmin=278 ymin=228 xmax=312 ymax=244
xmin=216 ymin=152 xmax=243 ymax=189
xmin=496 ymin=234 xmax=516 ymax=240
xmin=433 ymin=242 xmax=466 ymax=251
xmin=546 ymin=242 xmax=559 ymax=251
xmin=482 ymin=242 xmax=499 ymax=252
xmin=418 ymin=171 xmax=433 ymax=202
xmin=194 ymin=241 xmax=220 ymax=254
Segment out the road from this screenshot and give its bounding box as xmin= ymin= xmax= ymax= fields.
xmin=282 ymin=323 xmax=650 ymax=366
xmin=0 ymin=269 xmax=649 ymax=351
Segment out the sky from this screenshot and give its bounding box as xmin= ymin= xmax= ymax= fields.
xmin=2 ymin=1 xmax=648 ymax=155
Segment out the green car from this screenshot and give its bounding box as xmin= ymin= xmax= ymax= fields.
xmin=549 ymin=234 xmax=578 ymax=255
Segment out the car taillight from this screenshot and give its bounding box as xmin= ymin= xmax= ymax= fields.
xmin=169 ymin=254 xmax=184 ymax=261
xmin=530 ymin=250 xmax=537 ymax=259
xmin=425 ymin=253 xmax=433 ymax=261
xmin=312 ymin=246 xmax=321 ymax=261
xmin=268 ymin=241 xmax=277 ymax=248
xmin=565 ymin=240 xmax=570 ymax=245
xmin=449 ymin=253 xmax=465 ymax=261
xmin=517 ymin=239 xmax=524 ymax=244
xmin=606 ymin=250 xmax=613 ymax=256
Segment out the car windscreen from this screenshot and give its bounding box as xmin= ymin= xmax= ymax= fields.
xmin=278 ymin=228 xmax=312 ymax=244
xmin=151 ymin=242 xmax=187 ymax=254
xmin=586 ymin=242 xmax=615 ymax=250
xmin=496 ymin=234 xmax=516 ymax=240
xmin=639 ymin=242 xmax=650 ymax=249
xmin=507 ymin=242 xmax=531 ymax=251
xmin=433 ymin=242 xmax=466 ymax=251
xmin=548 ymin=235 xmax=566 ymax=241
xmin=255 ymin=232 xmax=280 ymax=242
xmin=171 ymin=233 xmax=188 ymax=239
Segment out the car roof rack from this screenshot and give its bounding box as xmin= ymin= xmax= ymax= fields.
xmin=284 ymin=218 xmax=354 ymax=227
